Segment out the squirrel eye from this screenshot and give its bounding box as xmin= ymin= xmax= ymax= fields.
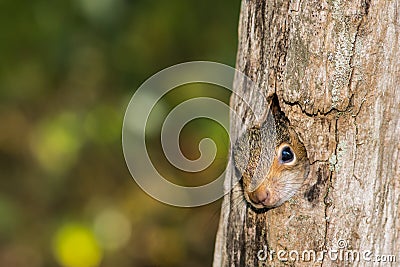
xmin=280 ymin=146 xmax=295 ymax=163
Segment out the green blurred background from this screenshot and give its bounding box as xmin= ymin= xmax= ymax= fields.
xmin=0 ymin=0 xmax=241 ymax=266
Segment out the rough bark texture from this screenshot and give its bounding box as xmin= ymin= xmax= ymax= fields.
xmin=214 ymin=0 xmax=399 ymax=266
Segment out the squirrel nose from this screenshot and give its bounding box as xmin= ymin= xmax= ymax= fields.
xmin=250 ymin=188 xmax=271 ymax=206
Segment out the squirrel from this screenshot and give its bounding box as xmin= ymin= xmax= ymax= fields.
xmin=233 ymin=96 xmax=309 ymax=210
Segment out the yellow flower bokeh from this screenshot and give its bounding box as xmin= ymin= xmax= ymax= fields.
xmin=53 ymin=224 xmax=102 ymax=267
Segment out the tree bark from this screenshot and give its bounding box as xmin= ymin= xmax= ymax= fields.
xmin=214 ymin=0 xmax=399 ymax=266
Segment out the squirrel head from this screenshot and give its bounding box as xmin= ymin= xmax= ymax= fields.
xmin=233 ymin=99 xmax=309 ymax=210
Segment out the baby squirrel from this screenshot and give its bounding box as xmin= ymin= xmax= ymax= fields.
xmin=233 ymin=97 xmax=309 ymax=210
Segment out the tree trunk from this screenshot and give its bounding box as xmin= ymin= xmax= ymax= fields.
xmin=214 ymin=0 xmax=399 ymax=266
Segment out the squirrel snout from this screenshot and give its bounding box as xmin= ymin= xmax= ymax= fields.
xmin=249 ymin=187 xmax=272 ymax=207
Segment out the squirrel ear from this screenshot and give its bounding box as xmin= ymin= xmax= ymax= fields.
xmin=257 ymin=94 xmax=280 ymax=126
xmin=270 ymin=94 xmax=285 ymax=118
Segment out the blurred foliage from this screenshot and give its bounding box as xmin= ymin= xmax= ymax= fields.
xmin=0 ymin=0 xmax=241 ymax=266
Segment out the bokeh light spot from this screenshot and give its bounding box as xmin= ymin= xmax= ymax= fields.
xmin=30 ymin=112 xmax=82 ymax=174
xmin=94 ymin=208 xmax=131 ymax=251
xmin=53 ymin=223 xmax=103 ymax=267
xmin=77 ymin=0 xmax=122 ymax=22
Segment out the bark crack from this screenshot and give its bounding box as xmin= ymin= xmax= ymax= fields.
xmin=309 ymin=159 xmax=328 ymax=166
xmin=282 ymin=98 xmax=340 ymax=117
xmin=346 ymin=0 xmax=370 ymax=96
xmin=321 ymin=118 xmax=338 ymax=266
